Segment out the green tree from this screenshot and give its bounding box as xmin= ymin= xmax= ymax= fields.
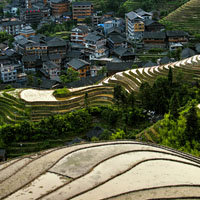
xmin=139 ymin=82 xmax=153 ymax=110
xmin=185 ymin=102 xmax=199 ymax=142
xmin=169 ymin=92 xmax=180 ymax=119
xmin=60 ymin=68 xmax=80 ymax=86
xmin=27 ymin=75 xmax=33 ymax=86
xmin=127 ymin=91 xmax=135 ymax=108
xmin=84 ymin=92 xmax=89 ymax=109
xmin=113 ymin=84 xmax=128 ymax=107
xmin=37 ymin=78 xmax=42 ymax=89
xmin=110 ymin=129 xmax=126 ymax=140
xmin=168 ymin=66 xmax=173 ymax=86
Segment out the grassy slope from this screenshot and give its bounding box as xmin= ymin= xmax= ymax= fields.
xmin=161 ymin=0 xmax=200 ymax=34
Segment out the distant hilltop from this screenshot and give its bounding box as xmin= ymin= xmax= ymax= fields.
xmin=161 ymin=0 xmax=200 ymax=34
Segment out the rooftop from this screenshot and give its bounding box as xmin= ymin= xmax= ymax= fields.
xmin=67 ymin=58 xmax=89 ymax=70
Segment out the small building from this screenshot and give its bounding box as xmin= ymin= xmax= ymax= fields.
xmin=166 ymin=31 xmax=189 ymax=45
xmin=107 ymin=34 xmax=129 ymax=49
xmin=106 ymin=62 xmax=133 ymax=76
xmin=136 ymin=9 xmax=152 ymax=20
xmin=84 ymin=32 xmax=107 ymax=60
xmin=112 ymin=46 xmax=135 ymax=61
xmin=181 ymin=48 xmax=196 ymax=59
xmin=72 ymin=2 xmax=93 ymax=23
xmin=125 ymin=11 xmax=144 ymax=40
xmin=169 ymin=43 xmax=183 ymax=51
xmin=102 ymin=17 xmax=124 ymax=35
xmin=47 ymin=37 xmax=67 ymax=56
xmin=143 ymin=31 xmax=166 ymax=49
xmin=67 ymin=58 xmax=90 ymax=77
xmin=0 ymin=64 xmax=17 ymax=83
xmin=71 ymin=25 xmax=89 ymax=44
xmin=42 ymin=60 xmax=61 ymax=80
xmin=21 ymin=8 xmax=42 ymax=25
xmin=0 ymin=18 xmax=24 ymax=36
xmin=145 ymin=20 xmax=165 ymax=32
xmin=19 ymin=25 xmax=36 ymax=38
xmin=22 ymin=54 xmax=41 ymax=69
xmin=50 ymin=0 xmax=70 ymax=18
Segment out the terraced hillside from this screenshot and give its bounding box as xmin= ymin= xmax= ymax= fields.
xmin=1 ymin=141 xmax=200 ymax=199
xmin=0 ymin=89 xmax=30 ymax=123
xmin=1 ymin=55 xmax=200 ymax=122
xmin=161 ymin=0 xmax=200 ymax=33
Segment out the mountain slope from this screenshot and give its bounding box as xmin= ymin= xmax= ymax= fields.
xmin=161 ymin=0 xmax=200 ymax=34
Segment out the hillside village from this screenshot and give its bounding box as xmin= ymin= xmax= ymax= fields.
xmin=1 ymin=1 xmax=200 ymax=199
xmin=0 ymin=0 xmax=198 ymax=90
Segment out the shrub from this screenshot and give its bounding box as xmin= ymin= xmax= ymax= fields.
xmin=53 ymin=88 xmax=70 ymax=98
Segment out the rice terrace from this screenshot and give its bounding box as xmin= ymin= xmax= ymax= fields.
xmin=0 ymin=55 xmax=200 ymax=122
xmin=1 ymin=141 xmax=200 ymax=199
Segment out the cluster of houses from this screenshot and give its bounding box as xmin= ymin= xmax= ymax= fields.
xmin=0 ymin=0 xmax=198 ymax=87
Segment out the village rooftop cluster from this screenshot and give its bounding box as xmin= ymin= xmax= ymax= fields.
xmin=0 ymin=0 xmax=198 ymax=89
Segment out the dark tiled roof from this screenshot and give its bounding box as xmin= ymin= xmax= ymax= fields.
xmin=47 ymin=37 xmax=67 ymax=47
xmin=65 ymin=75 xmax=104 ymax=88
xmin=108 ymin=35 xmax=126 ymax=44
xmin=166 ymin=31 xmax=189 ymax=37
xmin=107 ymin=27 xmax=123 ymax=35
xmin=40 ymin=78 xmax=58 ymax=89
xmin=72 ymin=2 xmax=92 ymax=6
xmin=113 ymin=47 xmax=135 ymax=57
xmin=66 ymin=51 xmax=82 ymax=59
xmin=137 ymin=10 xmax=152 ymax=17
xmin=72 ymin=25 xmax=89 ymax=34
xmin=106 ymin=62 xmax=133 ymax=71
xmin=144 ymin=19 xmax=159 ymax=26
xmin=143 ymin=31 xmax=166 ymax=39
xmin=160 ymin=56 xmax=172 ymax=65
xmin=49 ymin=54 xmax=61 ymax=60
xmin=125 ymin=11 xmax=143 ymax=20
xmin=5 ymin=49 xmax=16 ymax=57
xmin=181 ymin=48 xmax=196 ymax=59
xmin=0 ymin=20 xmax=24 ymax=26
xmin=84 ymin=32 xmax=102 ymax=42
xmin=44 ymin=60 xmax=59 ymax=69
xmin=67 ymin=58 xmax=89 ymax=70
xmin=135 ymin=8 xmax=144 ymax=13
xmin=22 ymin=55 xmax=40 ymax=62
xmin=16 ymin=38 xmax=29 ymax=46
xmin=71 ymin=43 xmax=85 ymax=49
xmin=144 ymin=61 xmax=157 ymax=67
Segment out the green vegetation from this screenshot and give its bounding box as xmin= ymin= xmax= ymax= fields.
xmin=0 ymin=31 xmax=14 ymax=47
xmin=36 ymin=21 xmax=76 ymax=37
xmin=60 ymin=68 xmax=80 ymax=85
xmin=79 ymin=0 xmax=188 ymax=17
xmin=53 ymin=88 xmax=71 ymax=98
xmin=161 ymin=0 xmax=200 ymax=34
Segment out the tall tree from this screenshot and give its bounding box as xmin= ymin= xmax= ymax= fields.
xmin=168 ymin=66 xmax=173 ymax=86
xmin=169 ymin=92 xmax=180 ymax=119
xmin=60 ymin=68 xmax=80 ymax=86
xmin=186 ymin=102 xmax=199 ymax=142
